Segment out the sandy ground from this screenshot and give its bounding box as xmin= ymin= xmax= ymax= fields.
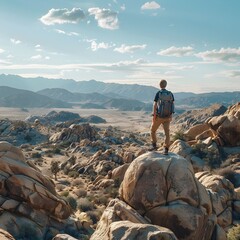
xmin=0 ymin=107 xmax=153 ymax=133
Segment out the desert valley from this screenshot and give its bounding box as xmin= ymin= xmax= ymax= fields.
xmin=0 ymin=75 xmax=239 ymax=240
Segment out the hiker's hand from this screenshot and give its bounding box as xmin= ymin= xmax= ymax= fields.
xmin=152 ymin=113 xmax=157 ymax=121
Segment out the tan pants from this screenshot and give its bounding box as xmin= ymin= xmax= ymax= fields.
xmin=150 ymin=116 xmax=172 ymax=148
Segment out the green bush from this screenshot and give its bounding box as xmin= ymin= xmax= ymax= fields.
xmin=191 ymin=143 xmax=222 ymax=169
xmin=31 ymin=152 xmax=41 ymax=158
xmin=65 ymin=196 xmax=78 ymax=211
xmin=227 ymin=225 xmax=240 ymax=240
xmin=172 ymin=130 xmax=185 ymax=141
xmin=78 ymin=198 xmax=95 ymax=212
xmin=68 ymin=171 xmax=79 ymax=179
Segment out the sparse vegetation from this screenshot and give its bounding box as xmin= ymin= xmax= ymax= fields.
xmin=68 ymin=170 xmax=79 ymax=178
xmin=65 ymin=195 xmax=78 ymax=211
xmin=172 ymin=130 xmax=185 ymax=141
xmin=31 ymin=152 xmax=41 ymax=158
xmin=227 ymin=225 xmax=240 ymax=240
xmin=215 ymin=167 xmax=238 ymax=187
xmin=78 ymin=198 xmax=95 ymax=212
xmin=191 ymin=143 xmax=222 ymax=169
xmin=51 ymin=161 xmax=60 ymax=180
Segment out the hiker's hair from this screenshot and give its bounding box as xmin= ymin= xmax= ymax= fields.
xmin=160 ymin=79 xmax=167 ymax=88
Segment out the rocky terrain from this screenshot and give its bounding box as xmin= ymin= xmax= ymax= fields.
xmin=0 ymin=102 xmax=239 ymax=239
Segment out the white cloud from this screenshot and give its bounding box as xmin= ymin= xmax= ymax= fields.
xmin=91 ymin=41 xmax=113 ymax=51
xmin=40 ymin=8 xmax=85 ymax=25
xmin=35 ymin=44 xmax=41 ymax=48
xmin=121 ymin=4 xmax=126 ymax=11
xmin=141 ymin=1 xmax=160 ymax=10
xmin=0 ymin=48 xmax=5 ymax=53
xmin=114 ymin=44 xmax=147 ymax=53
xmin=225 ymin=70 xmax=240 ymax=78
xmin=31 ymin=55 xmax=42 ymax=60
xmin=55 ymin=29 xmax=79 ymax=36
xmin=45 ymin=56 xmax=50 ymax=60
xmin=157 ymin=46 xmax=194 ymax=57
xmin=88 ymin=8 xmax=119 ymax=30
xmin=10 ymin=38 xmax=21 ymax=44
xmin=195 ymin=48 xmax=240 ymax=62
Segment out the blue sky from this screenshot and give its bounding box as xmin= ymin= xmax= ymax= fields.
xmin=0 ymin=0 xmax=239 ymax=93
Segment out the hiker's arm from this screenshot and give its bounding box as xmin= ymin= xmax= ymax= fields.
xmin=152 ymin=101 xmax=157 ymax=120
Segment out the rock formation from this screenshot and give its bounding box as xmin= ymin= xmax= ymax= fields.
xmin=93 ymin=151 xmax=226 ymax=240
xmin=0 ymin=141 xmax=84 ymax=240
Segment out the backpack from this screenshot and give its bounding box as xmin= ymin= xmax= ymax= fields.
xmin=156 ymin=90 xmax=174 ymax=118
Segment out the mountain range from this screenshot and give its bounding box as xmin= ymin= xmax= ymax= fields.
xmin=0 ymin=74 xmax=239 ymax=110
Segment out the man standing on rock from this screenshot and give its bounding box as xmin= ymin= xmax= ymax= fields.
xmin=149 ymin=79 xmax=174 ymax=155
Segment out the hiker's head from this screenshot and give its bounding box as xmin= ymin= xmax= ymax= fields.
xmin=159 ymin=79 xmax=167 ymax=89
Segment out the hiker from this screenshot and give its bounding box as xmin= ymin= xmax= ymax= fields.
xmin=149 ymin=79 xmax=174 ymax=155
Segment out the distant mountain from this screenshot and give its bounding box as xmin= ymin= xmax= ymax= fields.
xmin=37 ymin=88 xmax=110 ymax=103
xmin=177 ymin=92 xmax=240 ymax=108
xmin=0 ymin=74 xmax=239 ymax=108
xmin=0 ymin=86 xmax=71 ymax=108
xmin=0 ymin=74 xmax=158 ymax=102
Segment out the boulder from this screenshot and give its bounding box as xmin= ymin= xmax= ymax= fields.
xmin=91 ymin=198 xmax=177 ymax=240
xmin=120 ymin=151 xmax=218 ymax=240
xmin=0 ymin=141 xmax=84 ymax=240
xmin=207 ymin=102 xmax=240 ymax=146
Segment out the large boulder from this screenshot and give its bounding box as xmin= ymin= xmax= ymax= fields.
xmin=91 ymin=198 xmax=177 ymax=240
xmin=119 ymin=151 xmax=220 ymax=240
xmin=50 ymin=123 xmax=98 ymax=144
xmin=207 ymin=102 xmax=240 ymax=146
xmin=0 ymin=141 xmax=83 ymax=240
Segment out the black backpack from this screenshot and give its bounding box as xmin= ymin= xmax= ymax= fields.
xmin=156 ymin=90 xmax=174 ymax=118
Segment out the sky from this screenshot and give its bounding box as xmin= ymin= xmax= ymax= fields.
xmin=0 ymin=0 xmax=240 ymax=93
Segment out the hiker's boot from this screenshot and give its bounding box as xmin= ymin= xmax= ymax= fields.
xmin=163 ymin=147 xmax=169 ymax=155
xmin=149 ymin=142 xmax=157 ymax=151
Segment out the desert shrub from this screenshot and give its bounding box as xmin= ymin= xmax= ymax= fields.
xmin=113 ymin=178 xmax=121 ymax=188
xmin=72 ymin=179 xmax=84 ymax=187
xmin=227 ymin=225 xmax=240 ymax=240
xmin=52 ymin=147 xmax=61 ymax=154
xmin=87 ymin=210 xmax=101 ymax=224
xmin=56 ymin=184 xmax=66 ymax=191
xmin=191 ymin=143 xmax=222 ymax=169
xmin=74 ymin=189 xmax=87 ymax=198
xmin=78 ymin=198 xmax=95 ymax=212
xmin=104 ymin=186 xmax=119 ymax=199
xmin=93 ymin=195 xmax=108 ymax=205
xmin=60 ymin=191 xmax=69 ymax=197
xmin=172 ymin=130 xmax=185 ymax=141
xmin=215 ymin=167 xmax=238 ymax=187
xmin=65 ymin=196 xmax=78 ymax=211
xmin=51 ymin=161 xmax=60 ymax=180
xmin=24 ymin=134 xmax=32 ymax=142
xmin=68 ymin=171 xmax=79 ymax=178
xmin=31 ymin=152 xmax=41 ymax=158
xmin=16 ymin=224 xmax=41 ymax=240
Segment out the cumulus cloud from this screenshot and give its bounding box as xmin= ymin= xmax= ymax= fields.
xmin=91 ymin=41 xmax=113 ymax=51
xmin=0 ymin=48 xmax=5 ymax=53
xmin=141 ymin=1 xmax=160 ymax=10
xmin=157 ymin=46 xmax=194 ymax=57
xmin=88 ymin=8 xmax=119 ymax=30
xmin=195 ymin=48 xmax=240 ymax=62
xmin=40 ymin=8 xmax=85 ymax=25
xmin=114 ymin=44 xmax=147 ymax=53
xmin=10 ymin=38 xmax=21 ymax=44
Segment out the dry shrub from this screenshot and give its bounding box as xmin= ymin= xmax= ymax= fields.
xmin=227 ymin=225 xmax=240 ymax=240
xmin=78 ymin=198 xmax=95 ymax=212
xmin=72 ymin=178 xmax=84 ymax=187
xmin=74 ymin=189 xmax=87 ymax=198
xmin=56 ymin=184 xmax=66 ymax=191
